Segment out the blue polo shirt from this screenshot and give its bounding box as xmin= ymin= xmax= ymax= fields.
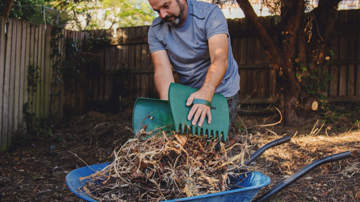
xmin=148 ymin=0 xmax=240 ymax=97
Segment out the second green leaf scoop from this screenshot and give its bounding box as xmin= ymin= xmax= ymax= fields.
xmin=168 ymin=83 xmax=230 ymax=141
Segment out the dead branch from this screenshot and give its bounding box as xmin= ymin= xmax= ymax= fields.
xmin=255 ymin=106 xmax=283 ymax=128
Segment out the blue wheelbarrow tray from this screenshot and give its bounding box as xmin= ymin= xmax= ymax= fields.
xmin=66 ymin=162 xmax=270 ymax=202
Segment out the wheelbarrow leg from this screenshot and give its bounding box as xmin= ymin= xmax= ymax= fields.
xmin=245 ymin=136 xmax=291 ymax=166
xmin=255 ymin=151 xmax=352 ymax=202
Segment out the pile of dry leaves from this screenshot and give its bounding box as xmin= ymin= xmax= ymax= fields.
xmin=81 ymin=132 xmax=253 ymax=201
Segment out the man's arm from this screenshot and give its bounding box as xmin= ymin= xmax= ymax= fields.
xmin=186 ymin=33 xmax=229 ymax=127
xmin=151 ymin=50 xmax=175 ymax=100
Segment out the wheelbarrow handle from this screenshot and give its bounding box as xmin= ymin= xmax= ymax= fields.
xmin=245 ymin=136 xmax=291 ymax=166
xmin=255 ymin=151 xmax=352 ymax=202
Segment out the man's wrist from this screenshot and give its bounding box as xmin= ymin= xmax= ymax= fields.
xmin=200 ymin=84 xmax=216 ymax=100
xmin=201 ymin=83 xmax=216 ymax=92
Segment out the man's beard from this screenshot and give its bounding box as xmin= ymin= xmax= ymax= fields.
xmin=164 ymin=15 xmax=181 ymax=26
xmin=164 ymin=0 xmax=184 ymax=26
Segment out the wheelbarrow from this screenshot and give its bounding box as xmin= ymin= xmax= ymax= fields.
xmin=66 ymin=136 xmax=351 ymax=201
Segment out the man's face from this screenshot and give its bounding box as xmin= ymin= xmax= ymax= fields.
xmin=148 ymin=0 xmax=186 ymax=26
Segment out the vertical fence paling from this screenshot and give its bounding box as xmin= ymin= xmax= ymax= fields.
xmin=0 ymin=20 xmax=6 ymax=150
xmin=43 ymin=27 xmax=50 ymax=117
xmin=339 ymin=36 xmax=347 ymax=97
xmin=19 ymin=21 xmax=26 ymax=132
xmin=39 ymin=24 xmax=45 ymax=118
xmin=14 ymin=20 xmax=20 ymax=132
xmin=357 ymin=30 xmax=360 ymax=97
xmin=3 ymin=20 xmax=13 ymax=148
xmin=10 ymin=20 xmax=17 ymax=141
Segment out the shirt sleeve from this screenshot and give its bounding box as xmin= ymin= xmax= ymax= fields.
xmin=148 ymin=25 xmax=165 ymax=53
xmin=205 ymin=6 xmax=229 ymax=39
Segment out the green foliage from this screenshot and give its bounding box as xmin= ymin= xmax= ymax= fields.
xmin=320 ymin=103 xmax=360 ymax=132
xmin=83 ymin=30 xmax=112 ymax=50
xmin=1 ymin=0 xmax=65 ymax=25
xmin=49 ymin=0 xmax=155 ymax=30
xmin=27 ymin=64 xmax=40 ymax=95
xmin=23 ymin=103 xmax=55 ymax=137
xmin=355 ymin=120 xmax=360 ymax=129
xmin=24 ymin=64 xmax=55 ymax=137
xmin=62 ymin=32 xmax=110 ymax=78
xmin=2 ymin=0 xmax=155 ymax=29
xmin=322 ymin=106 xmax=340 ymax=124
xmin=50 ymin=0 xmax=97 ymax=30
xmin=297 ymin=64 xmax=331 ymax=99
xmin=62 ymin=38 xmax=82 ymax=79
xmin=62 ymin=0 xmax=156 ymax=30
xmin=101 ymin=0 xmax=155 ymax=27
xmin=296 ymin=48 xmax=335 ymax=101
xmin=1 ymin=0 xmax=43 ymax=21
xmin=49 ymin=25 xmax=65 ymax=116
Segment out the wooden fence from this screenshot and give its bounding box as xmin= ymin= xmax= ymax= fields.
xmin=0 ymin=18 xmax=88 ymax=150
xmin=1 ymin=10 xmax=360 ymax=150
xmin=0 ymin=19 xmax=52 ymax=150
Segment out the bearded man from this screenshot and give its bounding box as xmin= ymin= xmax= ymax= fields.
xmin=147 ymin=0 xmax=240 ymax=129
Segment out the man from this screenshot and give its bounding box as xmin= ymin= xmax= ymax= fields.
xmin=147 ymin=0 xmax=240 ymax=129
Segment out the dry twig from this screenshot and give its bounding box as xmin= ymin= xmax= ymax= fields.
xmin=255 ymin=106 xmax=283 ymax=128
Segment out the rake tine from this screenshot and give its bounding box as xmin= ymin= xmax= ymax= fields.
xmin=210 ymin=130 xmax=214 ymax=139
xmin=222 ymin=132 xmax=226 ymax=141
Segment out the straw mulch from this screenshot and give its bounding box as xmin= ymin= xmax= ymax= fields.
xmin=81 ymin=132 xmax=252 ymax=201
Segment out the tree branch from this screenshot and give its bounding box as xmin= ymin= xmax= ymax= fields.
xmin=236 ymin=0 xmax=282 ymax=67
xmin=310 ymin=0 xmax=342 ymax=63
xmin=316 ymin=0 xmax=342 ymax=40
xmin=281 ymin=0 xmax=304 ymax=59
xmin=2 ymin=0 xmax=15 ymax=20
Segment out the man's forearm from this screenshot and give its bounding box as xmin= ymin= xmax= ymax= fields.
xmin=201 ymin=34 xmax=229 ymax=100
xmin=151 ymin=50 xmax=175 ymax=100
xmin=154 ymin=71 xmax=174 ymax=100
xmin=202 ymin=63 xmax=227 ymax=97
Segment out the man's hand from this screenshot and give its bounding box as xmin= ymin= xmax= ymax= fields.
xmin=186 ymin=86 xmax=215 ymax=127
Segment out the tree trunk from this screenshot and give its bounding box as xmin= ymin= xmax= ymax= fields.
xmin=2 ymin=0 xmax=15 ymax=19
xmin=310 ymin=0 xmax=341 ymax=65
xmin=277 ymin=62 xmax=302 ymax=125
xmin=274 ymin=1 xmax=304 ymax=125
xmin=236 ymin=0 xmax=342 ymax=125
xmin=284 ymin=95 xmax=299 ymax=125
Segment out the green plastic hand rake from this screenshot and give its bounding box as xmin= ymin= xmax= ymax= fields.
xmin=168 ymin=83 xmax=230 ymax=141
xmin=132 ymin=98 xmax=174 ymax=138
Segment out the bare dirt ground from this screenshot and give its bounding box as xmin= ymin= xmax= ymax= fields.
xmin=0 ymin=103 xmax=359 ymax=202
